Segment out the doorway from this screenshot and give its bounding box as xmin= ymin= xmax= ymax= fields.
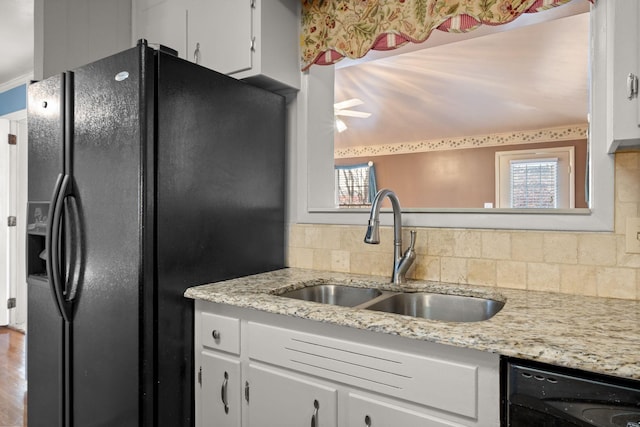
xmin=0 ymin=111 xmax=28 ymax=331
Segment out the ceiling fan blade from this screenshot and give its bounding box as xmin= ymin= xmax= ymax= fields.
xmin=335 ymin=110 xmax=372 ymax=118
xmin=333 ymin=98 xmax=364 ymax=110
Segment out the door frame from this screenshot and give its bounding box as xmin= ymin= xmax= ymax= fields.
xmin=1 ymin=109 xmax=28 ymax=329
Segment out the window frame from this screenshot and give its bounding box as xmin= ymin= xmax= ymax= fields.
xmin=495 ymin=146 xmax=575 ymax=209
xmin=334 ymin=162 xmax=376 ymax=207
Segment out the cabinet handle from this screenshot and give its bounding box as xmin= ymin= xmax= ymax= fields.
xmin=627 ymin=73 xmax=638 ymax=100
xmin=310 ymin=399 xmax=319 ymax=427
xmin=212 ymin=329 xmax=221 ymax=340
xmin=364 ymin=415 xmax=372 ymax=426
xmin=221 ymin=371 xmax=229 ymax=414
xmin=194 ymin=42 xmax=201 ymax=65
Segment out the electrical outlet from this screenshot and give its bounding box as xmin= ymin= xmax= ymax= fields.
xmin=625 ymin=217 xmax=640 ymax=253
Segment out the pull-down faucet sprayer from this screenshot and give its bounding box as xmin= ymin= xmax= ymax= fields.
xmin=364 ymin=189 xmax=416 ymax=284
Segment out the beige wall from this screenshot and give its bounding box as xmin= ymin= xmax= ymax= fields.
xmin=335 ymin=139 xmax=588 ymax=209
xmin=288 ymin=152 xmax=640 ymax=301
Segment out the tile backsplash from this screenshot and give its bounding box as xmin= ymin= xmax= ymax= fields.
xmin=288 ymin=152 xmax=640 ymax=300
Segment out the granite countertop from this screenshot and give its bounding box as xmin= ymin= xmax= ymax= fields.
xmin=185 ymin=267 xmax=640 ymax=381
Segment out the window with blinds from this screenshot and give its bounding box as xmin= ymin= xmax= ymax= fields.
xmin=495 ymin=147 xmax=575 ymax=209
xmin=335 ymin=164 xmax=374 ymax=207
xmin=510 ymin=159 xmax=558 ymax=208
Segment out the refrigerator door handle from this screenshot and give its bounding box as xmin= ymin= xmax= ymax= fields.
xmin=48 ymin=173 xmax=75 ymax=322
xmin=45 ymin=174 xmax=65 ymax=318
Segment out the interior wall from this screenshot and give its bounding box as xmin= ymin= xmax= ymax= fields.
xmin=34 ymin=0 xmax=132 ymax=80
xmin=0 ymin=85 xmax=27 ymax=116
xmin=335 ymin=139 xmax=588 ymax=209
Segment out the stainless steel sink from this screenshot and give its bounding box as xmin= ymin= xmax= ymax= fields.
xmin=279 ymin=284 xmax=382 ymax=307
xmin=364 ymin=292 xmax=504 ymax=322
xmin=278 ymin=284 xmax=504 ymax=322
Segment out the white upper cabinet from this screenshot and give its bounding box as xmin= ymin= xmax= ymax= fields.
xmin=604 ymin=0 xmax=640 ymax=152
xmin=134 ymin=0 xmax=300 ymax=93
xmin=186 ymin=0 xmax=252 ymax=76
xmin=132 ymin=0 xmax=188 ymax=59
xmin=187 ymin=0 xmax=301 ymax=93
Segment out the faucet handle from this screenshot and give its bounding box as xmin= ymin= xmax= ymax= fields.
xmin=401 ymin=231 xmax=417 ymax=265
xmin=397 ymin=230 xmax=417 ymax=283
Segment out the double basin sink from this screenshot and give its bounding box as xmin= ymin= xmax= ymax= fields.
xmin=278 ymin=283 xmax=504 ymax=323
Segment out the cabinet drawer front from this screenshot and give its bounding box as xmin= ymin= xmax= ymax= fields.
xmin=347 ymin=393 xmax=465 ymax=427
xmin=200 ymin=312 xmax=240 ymax=355
xmin=247 ymin=322 xmax=478 ymax=419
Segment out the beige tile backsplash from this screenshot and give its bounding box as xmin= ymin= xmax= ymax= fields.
xmin=288 ymin=152 xmax=640 ymax=301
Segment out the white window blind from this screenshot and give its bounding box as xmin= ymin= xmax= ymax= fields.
xmin=495 ymin=147 xmax=575 ymax=209
xmin=509 ymin=158 xmax=558 ymax=208
xmin=335 ymin=164 xmax=373 ymax=207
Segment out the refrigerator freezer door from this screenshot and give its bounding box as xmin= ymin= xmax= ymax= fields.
xmin=27 ymin=75 xmax=66 ymax=427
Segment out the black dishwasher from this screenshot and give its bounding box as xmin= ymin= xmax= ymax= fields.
xmin=502 ymin=358 xmax=640 ymax=427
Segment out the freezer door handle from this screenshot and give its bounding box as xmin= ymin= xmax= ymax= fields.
xmin=45 ymin=174 xmax=65 ymax=318
xmin=47 ymin=173 xmax=75 ymax=322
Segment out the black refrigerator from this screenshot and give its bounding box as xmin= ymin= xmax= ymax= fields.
xmin=26 ymin=41 xmax=285 ymax=427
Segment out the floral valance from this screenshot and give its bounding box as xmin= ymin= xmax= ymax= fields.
xmin=301 ymin=0 xmax=593 ymax=70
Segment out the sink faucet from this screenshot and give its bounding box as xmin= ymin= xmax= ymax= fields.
xmin=364 ymin=189 xmax=416 ymax=284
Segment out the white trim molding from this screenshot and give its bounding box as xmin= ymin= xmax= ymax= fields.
xmin=0 ymin=73 xmax=33 ymax=93
xmin=335 ymin=124 xmax=588 ymax=159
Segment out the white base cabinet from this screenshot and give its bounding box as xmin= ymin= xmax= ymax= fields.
xmin=194 ymin=301 xmax=500 ymax=427
xmin=195 ymin=310 xmax=242 ymax=427
xmin=200 ymin=351 xmax=241 ymax=427
xmin=347 ymin=393 xmax=466 ymax=427
xmin=247 ymin=364 xmax=338 ymax=427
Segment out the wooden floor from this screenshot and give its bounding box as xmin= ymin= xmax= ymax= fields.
xmin=0 ymin=327 xmax=27 ymax=427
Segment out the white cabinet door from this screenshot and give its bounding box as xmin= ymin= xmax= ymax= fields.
xmin=347 ymin=393 xmax=466 ymax=427
xmin=199 ymin=351 xmax=241 ymax=427
xmin=605 ymin=0 xmax=640 ymax=151
xmin=133 ymin=0 xmax=188 ymax=58
xmin=187 ymin=0 xmax=252 ymax=74
xmin=247 ymin=364 xmax=338 ymax=427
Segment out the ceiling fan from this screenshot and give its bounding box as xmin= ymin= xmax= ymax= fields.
xmin=334 ymin=98 xmax=371 ymax=132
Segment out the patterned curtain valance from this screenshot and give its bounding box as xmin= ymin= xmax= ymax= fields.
xmin=301 ymin=0 xmax=593 ymax=71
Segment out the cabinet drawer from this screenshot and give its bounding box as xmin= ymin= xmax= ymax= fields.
xmin=347 ymin=393 xmax=464 ymax=427
xmin=200 ymin=312 xmax=240 ymax=355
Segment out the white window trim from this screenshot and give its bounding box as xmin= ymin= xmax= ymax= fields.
xmin=495 ymin=146 xmax=575 ymax=209
xmin=334 ymin=163 xmax=374 ymax=207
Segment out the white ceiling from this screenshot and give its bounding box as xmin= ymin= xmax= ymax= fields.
xmin=0 ymin=0 xmax=33 ymax=86
xmin=334 ymin=3 xmax=590 ymax=149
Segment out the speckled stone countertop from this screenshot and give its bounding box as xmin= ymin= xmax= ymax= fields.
xmin=185 ymin=268 xmax=640 ymax=381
